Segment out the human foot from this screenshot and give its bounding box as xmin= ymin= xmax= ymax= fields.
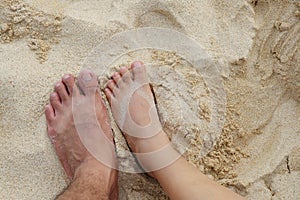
xmin=45 ymin=71 xmax=118 ymax=199
xmin=104 ymin=61 xmax=179 ymax=174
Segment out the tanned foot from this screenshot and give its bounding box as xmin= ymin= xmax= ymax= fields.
xmin=104 ymin=61 xmax=172 ymax=175
xmin=45 ymin=71 xmax=118 ymax=199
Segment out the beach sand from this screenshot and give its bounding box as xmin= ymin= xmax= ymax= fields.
xmin=0 ymin=0 xmax=299 ymax=199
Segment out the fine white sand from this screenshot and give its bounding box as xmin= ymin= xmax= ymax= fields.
xmin=0 ymin=0 xmax=299 ymax=199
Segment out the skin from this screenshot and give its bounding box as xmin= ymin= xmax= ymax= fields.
xmin=45 ymin=71 xmax=118 ymax=200
xmin=104 ymin=61 xmax=247 ymax=200
xmin=46 ymin=61 xmax=246 ymax=200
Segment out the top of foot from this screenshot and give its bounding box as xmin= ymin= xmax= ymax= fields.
xmin=105 ymin=61 xmax=179 ymax=174
xmin=45 ymin=71 xmax=118 ymax=198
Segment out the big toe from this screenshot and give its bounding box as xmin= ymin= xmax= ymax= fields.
xmin=131 ymin=61 xmax=148 ymax=82
xmin=77 ymin=69 xmax=98 ymax=96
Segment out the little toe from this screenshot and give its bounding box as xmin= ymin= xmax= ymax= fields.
xmin=62 ymin=74 xmax=77 ymax=96
xmin=50 ymin=92 xmax=62 ymax=111
xmin=55 ymin=82 xmax=69 ymax=102
xmin=77 ymin=69 xmax=98 ymax=96
xmin=45 ymin=104 xmax=55 ymax=123
xmin=119 ymin=67 xmax=132 ymax=83
xmin=104 ymin=88 xmax=114 ymax=104
xmin=131 ymin=61 xmax=148 ymax=82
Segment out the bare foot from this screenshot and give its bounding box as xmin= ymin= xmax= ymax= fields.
xmin=45 ymin=71 xmax=118 ymax=199
xmin=104 ymin=61 xmax=178 ymax=174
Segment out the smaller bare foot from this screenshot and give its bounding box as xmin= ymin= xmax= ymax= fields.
xmin=105 ymin=61 xmax=180 ymax=175
xmin=45 ymin=71 xmax=118 ymax=199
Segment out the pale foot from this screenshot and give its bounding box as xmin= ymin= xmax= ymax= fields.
xmin=45 ymin=71 xmax=118 ymax=199
xmin=104 ymin=61 xmax=172 ymax=175
xmin=104 ymin=62 xmax=245 ymax=200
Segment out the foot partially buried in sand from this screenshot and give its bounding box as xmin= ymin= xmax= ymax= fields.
xmin=45 ymin=71 xmax=118 ymax=199
xmin=104 ymin=61 xmax=177 ymax=174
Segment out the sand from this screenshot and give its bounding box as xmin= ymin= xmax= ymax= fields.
xmin=0 ymin=0 xmax=299 ymax=199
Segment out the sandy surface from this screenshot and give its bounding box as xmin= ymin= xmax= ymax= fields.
xmin=0 ymin=0 xmax=299 ymax=199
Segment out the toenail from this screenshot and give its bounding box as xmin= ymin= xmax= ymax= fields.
xmin=109 ymin=80 xmax=115 ymax=84
xmin=63 ymin=74 xmax=70 ymax=80
xmin=82 ymin=73 xmax=92 ymax=81
xmin=113 ymin=73 xmax=119 ymax=78
xmin=51 ymin=93 xmax=57 ymax=98
xmin=45 ymin=105 xmax=50 ymax=110
xmin=133 ymin=61 xmax=143 ymax=68
xmin=56 ymin=82 xmax=61 ymax=88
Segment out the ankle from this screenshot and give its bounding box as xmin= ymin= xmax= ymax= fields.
xmin=74 ymin=157 xmax=101 ymax=178
xmin=132 ymin=131 xmax=170 ymax=153
xmin=73 ymin=159 xmax=111 ymax=196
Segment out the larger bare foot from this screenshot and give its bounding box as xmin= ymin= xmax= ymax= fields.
xmin=105 ymin=61 xmax=178 ymax=174
xmin=45 ymin=71 xmax=118 ymax=199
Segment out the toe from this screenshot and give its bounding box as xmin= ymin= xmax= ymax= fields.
xmin=131 ymin=61 xmax=148 ymax=82
xmin=77 ymin=69 xmax=98 ymax=96
xmin=106 ymin=80 xmax=117 ymax=93
xmin=45 ymin=104 xmax=55 ymax=123
xmin=112 ymin=72 xmax=122 ymax=84
xmin=62 ymin=74 xmax=77 ymax=95
xmin=112 ymin=72 xmax=124 ymax=88
xmin=50 ymin=92 xmax=62 ymax=111
xmin=104 ymin=88 xmax=114 ymax=104
xmin=55 ymin=82 xmax=69 ymax=102
xmin=119 ymin=66 xmax=132 ymax=83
